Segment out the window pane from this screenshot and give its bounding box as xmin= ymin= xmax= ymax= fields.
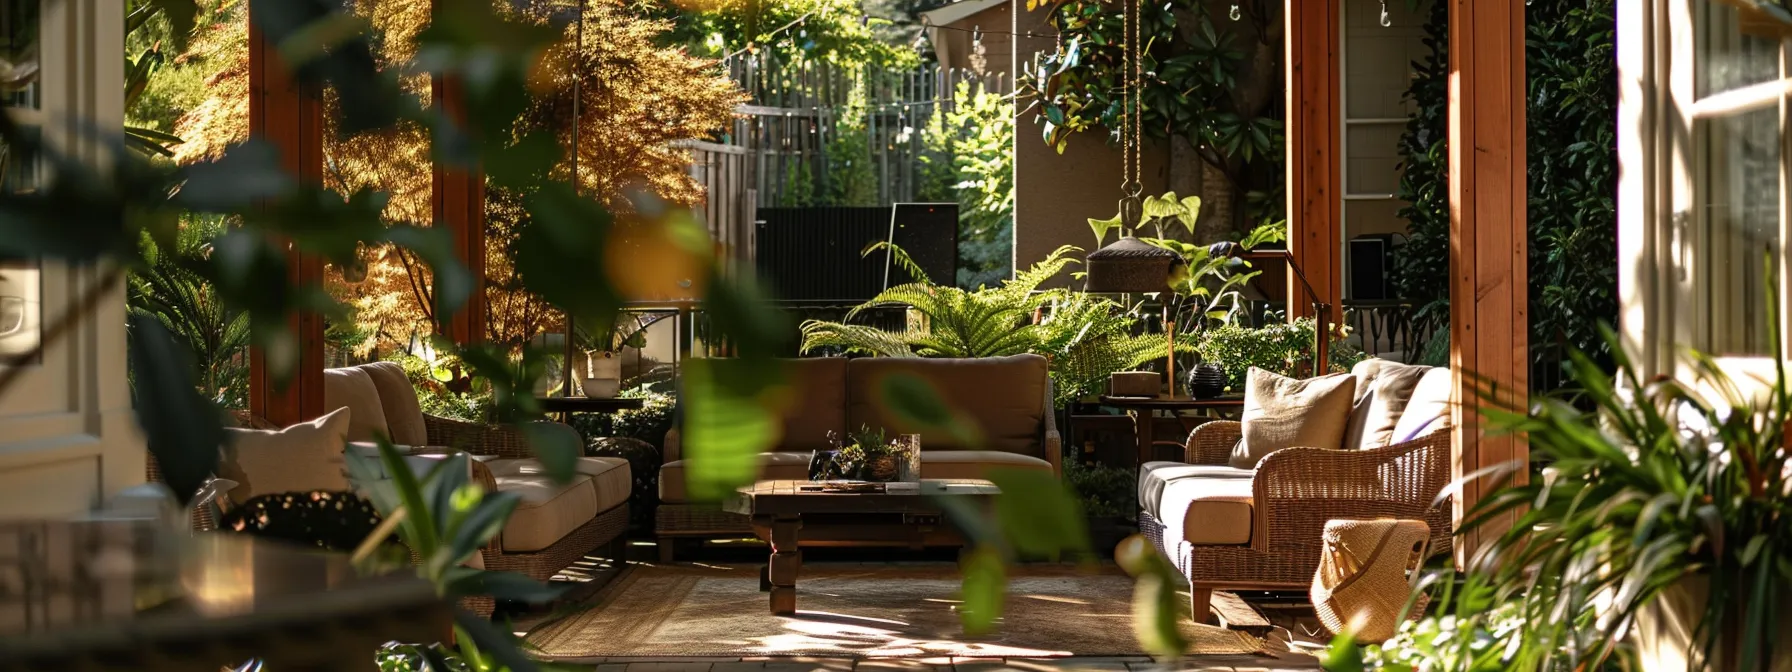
xmin=1700 ymin=107 xmax=1781 ymax=355
xmin=1695 ymin=0 xmax=1782 ymax=99
xmin=0 ymin=0 xmax=37 ymax=111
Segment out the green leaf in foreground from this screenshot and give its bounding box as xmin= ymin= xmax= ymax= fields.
xmin=959 ymin=545 xmax=1006 ymax=635
xmin=523 ymin=420 xmax=583 ymax=484
xmin=1131 ymin=571 xmax=1187 ymax=661
xmin=877 ymin=372 xmax=984 ymax=447
xmin=682 ymin=358 xmax=783 ymax=502
xmin=128 ymin=314 xmax=223 ymax=505
xmin=988 ymin=468 xmax=1090 ymax=558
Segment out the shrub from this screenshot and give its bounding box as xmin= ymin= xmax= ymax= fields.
xmin=1192 ymin=318 xmax=1364 ymax=391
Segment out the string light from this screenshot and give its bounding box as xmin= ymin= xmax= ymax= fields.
xmin=1379 ymin=0 xmax=1391 ymax=27
xmin=1228 ymin=4 xmax=1240 ymax=21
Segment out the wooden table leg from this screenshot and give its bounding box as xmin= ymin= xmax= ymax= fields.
xmin=764 ymin=514 xmax=801 ymax=614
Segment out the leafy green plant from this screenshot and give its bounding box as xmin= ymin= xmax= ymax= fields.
xmin=1334 ymin=321 xmax=1792 ymax=671
xmin=1192 ymin=318 xmax=1363 ymax=391
xmin=1062 ymin=460 xmax=1136 ymax=519
xmin=1022 ymin=0 xmax=1285 ymax=228
xmin=919 ymin=80 xmax=1015 ymax=290
xmin=128 ymin=221 xmax=249 ymax=408
xmin=801 ymin=245 xmax=1171 ymax=405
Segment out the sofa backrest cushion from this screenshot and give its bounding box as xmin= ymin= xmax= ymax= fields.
xmin=358 ymin=362 xmax=428 ymax=446
xmin=324 ymin=367 xmax=391 ymax=443
xmin=218 ymin=406 xmax=352 ymax=506
xmin=1234 ymin=368 xmax=1356 ymax=469
xmin=776 ymin=357 xmax=849 ymax=451
xmin=844 ymin=354 xmax=1048 ymax=454
xmin=1391 ymin=366 xmax=1455 ymax=443
xmin=1343 ymin=360 xmax=1432 ymax=450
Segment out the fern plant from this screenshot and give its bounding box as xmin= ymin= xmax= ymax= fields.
xmin=801 ymin=245 xmax=1171 ymax=405
xmin=128 ymin=220 xmax=250 ymax=408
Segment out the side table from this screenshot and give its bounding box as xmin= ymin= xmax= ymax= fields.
xmin=1099 ymin=395 xmax=1246 ymax=466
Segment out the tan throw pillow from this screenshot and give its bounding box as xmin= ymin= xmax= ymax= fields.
xmin=324 ymin=367 xmax=391 ymax=443
xmin=1232 ymin=368 xmax=1357 ymax=469
xmin=218 ymin=406 xmax=353 ymax=506
xmin=1391 ymin=367 xmax=1455 ymax=444
xmin=1342 ymin=362 xmax=1431 ymax=450
xmin=360 ymin=362 xmax=428 ymax=447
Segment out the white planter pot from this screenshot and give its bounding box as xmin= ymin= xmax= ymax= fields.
xmin=583 ymin=351 xmax=621 ymax=399
xmin=1632 ymin=575 xmax=1792 ymax=672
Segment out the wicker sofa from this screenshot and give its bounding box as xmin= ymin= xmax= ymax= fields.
xmin=1139 ymin=359 xmax=1454 ymax=623
xmin=324 ymin=362 xmax=633 ymax=582
xmin=654 ymin=354 xmax=1061 ymax=560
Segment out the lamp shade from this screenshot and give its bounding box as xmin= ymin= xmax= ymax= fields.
xmin=1084 ymin=237 xmax=1183 ymax=293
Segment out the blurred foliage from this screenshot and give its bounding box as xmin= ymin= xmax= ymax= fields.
xmin=918 ymin=80 xmax=1015 ymax=290
xmin=1393 ymin=0 xmax=1616 ymax=393
xmin=1192 ymin=318 xmax=1364 ymax=391
xmin=1020 ymin=0 xmax=1285 ymax=229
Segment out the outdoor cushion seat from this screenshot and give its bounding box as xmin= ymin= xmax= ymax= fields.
xmin=1138 ymin=462 xmax=1256 ymax=546
xmin=497 ymin=473 xmax=600 ymax=553
xmin=656 ymin=451 xmax=1055 ymax=503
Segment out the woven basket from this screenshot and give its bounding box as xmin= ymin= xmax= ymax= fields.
xmin=1310 ymin=518 xmax=1430 ymax=643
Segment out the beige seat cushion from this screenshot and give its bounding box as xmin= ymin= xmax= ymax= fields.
xmin=485 ymin=457 xmax=632 ymax=512
xmin=775 ymin=358 xmax=849 ymax=450
xmin=497 ymin=473 xmax=599 ymax=552
xmin=1234 ymin=368 xmax=1357 ymax=469
xmin=218 ymin=406 xmax=352 ymax=506
xmin=1343 ymin=361 xmax=1431 ymax=450
xmin=658 ymin=452 xmax=812 ymax=503
xmin=1139 ymin=463 xmax=1255 ymax=546
xmin=845 ymin=354 xmax=1048 ymax=454
xmin=1391 ymin=367 xmax=1455 ymax=444
xmin=358 ymin=361 xmax=428 ymax=447
xmin=324 ymin=367 xmax=392 ymax=443
xmin=918 ymin=450 xmax=1052 ymax=480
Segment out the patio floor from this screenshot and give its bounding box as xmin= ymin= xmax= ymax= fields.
xmin=521 ymin=542 xmax=1325 ymax=671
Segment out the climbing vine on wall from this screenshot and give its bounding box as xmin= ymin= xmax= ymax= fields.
xmin=1391 ymin=0 xmax=1617 ymax=391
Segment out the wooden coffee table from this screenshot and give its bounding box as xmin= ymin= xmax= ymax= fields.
xmin=723 ymin=479 xmax=999 ymax=615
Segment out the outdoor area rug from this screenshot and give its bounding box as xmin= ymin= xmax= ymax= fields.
xmin=524 ymin=562 xmax=1271 ymax=660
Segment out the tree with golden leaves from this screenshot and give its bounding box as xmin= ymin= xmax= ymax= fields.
xmin=171 ymin=0 xmax=742 ymax=355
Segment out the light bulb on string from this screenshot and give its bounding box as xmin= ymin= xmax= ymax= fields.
xmin=1228 ymin=4 xmax=1240 ymax=21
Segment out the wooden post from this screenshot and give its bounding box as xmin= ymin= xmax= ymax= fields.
xmin=246 ymin=8 xmax=326 ymax=427
xmin=1285 ymin=0 xmax=1342 ymax=332
xmin=431 ymin=71 xmax=487 ymax=346
xmin=1448 ymin=0 xmax=1529 ymax=561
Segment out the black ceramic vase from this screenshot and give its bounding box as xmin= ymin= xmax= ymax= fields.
xmin=1187 ymin=363 xmax=1227 ymax=399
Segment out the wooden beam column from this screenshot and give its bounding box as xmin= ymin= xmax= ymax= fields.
xmin=246 ymin=8 xmax=327 ymax=426
xmin=1448 ymin=0 xmax=1528 ymax=559
xmin=1286 ymin=0 xmax=1342 ymax=331
xmin=432 ymin=71 xmax=487 ymax=346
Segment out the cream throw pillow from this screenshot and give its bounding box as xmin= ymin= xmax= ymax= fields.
xmin=324 ymin=367 xmax=391 ymax=443
xmin=1342 ymin=361 xmax=1432 ymax=450
xmin=218 ymin=406 xmax=352 ymax=506
xmin=1232 ymin=368 xmax=1357 ymax=469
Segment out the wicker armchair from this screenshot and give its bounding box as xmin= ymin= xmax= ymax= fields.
xmin=1142 ymin=420 xmax=1452 ymax=623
